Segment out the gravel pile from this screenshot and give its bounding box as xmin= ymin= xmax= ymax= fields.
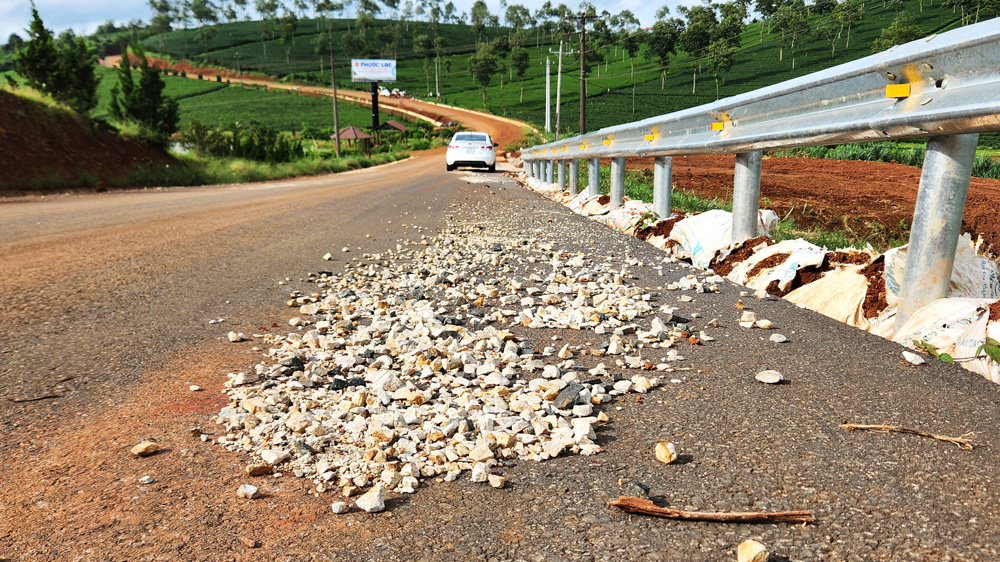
xmin=214 ymin=209 xmax=722 ymax=509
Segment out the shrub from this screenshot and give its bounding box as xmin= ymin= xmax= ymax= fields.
xmin=178 ymin=120 xmax=305 ymax=163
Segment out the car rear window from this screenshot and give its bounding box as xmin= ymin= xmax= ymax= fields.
xmin=454 ymin=134 xmax=489 ymax=142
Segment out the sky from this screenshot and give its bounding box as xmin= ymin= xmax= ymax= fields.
xmin=0 ymin=0 xmax=683 ymax=45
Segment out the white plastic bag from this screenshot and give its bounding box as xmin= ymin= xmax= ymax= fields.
xmin=726 ymin=239 xmax=826 ymax=297
xmin=669 ymin=209 xmax=780 ymax=270
xmin=884 ymin=233 xmax=1000 ymax=307
xmin=893 ymin=297 xmax=1000 ymax=384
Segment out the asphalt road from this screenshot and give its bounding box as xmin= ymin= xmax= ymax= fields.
xmin=4 ymin=153 xmax=1000 ymax=560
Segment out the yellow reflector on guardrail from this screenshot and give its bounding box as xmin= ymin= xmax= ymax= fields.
xmin=602 ymin=139 xmax=611 ymax=145
xmin=886 ymin=84 xmax=911 ymax=98
xmin=711 ymin=122 xmax=724 ymax=131
xmin=644 ymin=134 xmax=654 ymax=141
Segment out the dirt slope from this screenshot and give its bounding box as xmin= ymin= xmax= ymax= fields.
xmin=0 ymin=89 xmax=173 ymax=194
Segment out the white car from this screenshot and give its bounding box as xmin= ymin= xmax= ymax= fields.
xmin=446 ymin=132 xmax=498 ymax=172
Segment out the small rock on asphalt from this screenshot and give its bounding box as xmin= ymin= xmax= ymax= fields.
xmin=737 ymin=539 xmax=769 ymax=562
xmin=655 ymin=441 xmax=678 ymax=465
xmin=755 ymin=370 xmax=785 ymax=384
xmin=237 ymin=484 xmax=259 ymax=499
xmin=131 ymin=440 xmax=159 ymax=457
xmin=355 ymin=484 xmax=386 ymax=513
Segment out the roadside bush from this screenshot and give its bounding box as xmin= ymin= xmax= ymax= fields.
xmin=178 ymin=120 xmax=304 ymax=163
xmin=409 ymin=138 xmax=431 ymax=150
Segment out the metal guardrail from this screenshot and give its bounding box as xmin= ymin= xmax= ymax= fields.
xmin=520 ymin=18 xmax=1000 ymax=329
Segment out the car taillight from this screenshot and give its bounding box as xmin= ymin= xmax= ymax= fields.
xmin=448 ymin=145 xmax=458 ymax=149
xmin=482 ymin=146 xmax=493 ymax=150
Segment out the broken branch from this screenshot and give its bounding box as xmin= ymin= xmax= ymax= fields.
xmin=609 ymin=496 xmax=814 ymax=524
xmin=839 ymin=421 xmax=975 ymax=451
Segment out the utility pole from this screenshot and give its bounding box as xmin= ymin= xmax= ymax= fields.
xmin=330 ymin=53 xmax=341 ymax=157
xmin=234 ymin=52 xmax=242 ymax=85
xmin=435 ymin=56 xmax=440 ymax=99
xmin=576 ymin=12 xmax=598 ymax=134
xmin=545 ymin=56 xmax=551 ymax=132
xmin=549 ymin=40 xmax=576 ymax=141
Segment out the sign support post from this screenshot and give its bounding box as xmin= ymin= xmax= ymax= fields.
xmin=370 ymin=81 xmax=379 ymax=130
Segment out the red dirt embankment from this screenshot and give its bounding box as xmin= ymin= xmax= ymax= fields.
xmin=0 ymin=89 xmax=173 ymax=194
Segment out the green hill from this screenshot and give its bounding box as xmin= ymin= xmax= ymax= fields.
xmin=134 ymin=2 xmax=986 ymax=138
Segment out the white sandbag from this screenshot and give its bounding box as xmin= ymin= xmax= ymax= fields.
xmin=893 ymin=297 xmax=1000 ymax=384
xmin=668 ymin=210 xmax=733 ymax=269
xmin=668 ymin=209 xmax=780 ymax=270
xmin=592 ymin=201 xmax=653 ymax=235
xmin=883 ymin=233 xmax=1000 ymax=307
xmin=580 ymin=195 xmax=611 ymax=216
xmin=785 ymin=267 xmax=870 ymax=327
xmin=566 ymin=191 xmax=591 ymax=214
xmin=727 ymin=239 xmax=825 ymax=297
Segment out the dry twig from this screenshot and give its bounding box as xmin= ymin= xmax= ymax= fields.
xmin=839 ymin=421 xmax=975 ymax=451
xmin=9 ymin=394 xmax=60 ymax=403
xmin=609 ymin=496 xmax=814 ymax=524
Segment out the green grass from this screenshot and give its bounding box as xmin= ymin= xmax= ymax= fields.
xmin=123 ymin=151 xmax=408 ymax=188
xmin=86 ymin=65 xmax=413 ymax=132
xmin=769 ymin=141 xmax=1000 ymax=179
xmin=573 ymin=162 xmax=909 ymax=251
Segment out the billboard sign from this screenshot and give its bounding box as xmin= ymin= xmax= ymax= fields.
xmin=351 ymin=59 xmax=396 ymax=82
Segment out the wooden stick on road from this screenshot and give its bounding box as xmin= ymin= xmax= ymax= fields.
xmin=609 ymin=497 xmax=815 ymax=524
xmin=840 ymin=421 xmax=975 ymax=450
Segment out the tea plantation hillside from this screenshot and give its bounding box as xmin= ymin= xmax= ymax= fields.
xmin=136 ymin=1 xmax=986 ymax=136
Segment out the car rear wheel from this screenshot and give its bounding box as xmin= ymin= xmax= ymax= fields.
xmin=488 ymin=164 xmax=496 ymax=173
xmin=446 ymin=163 xmax=455 ymax=171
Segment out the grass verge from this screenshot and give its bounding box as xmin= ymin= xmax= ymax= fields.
xmin=120 ymin=151 xmax=409 ymax=188
xmin=577 ymin=164 xmax=905 ymax=252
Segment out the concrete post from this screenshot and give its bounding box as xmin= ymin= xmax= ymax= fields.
xmin=557 ymin=160 xmax=566 ymax=191
xmin=609 ymin=157 xmax=626 ymax=210
xmin=896 ymin=133 xmax=979 ymax=329
xmin=653 ymin=156 xmax=673 ymax=219
xmin=569 ymin=160 xmax=580 ymax=195
xmin=587 ymin=158 xmax=600 ymax=198
xmin=731 ymin=151 xmax=763 ymax=245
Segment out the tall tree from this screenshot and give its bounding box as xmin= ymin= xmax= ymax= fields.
xmin=871 ymin=12 xmax=922 ymax=52
xmin=468 ymin=42 xmax=499 ymax=105
xmin=510 ymin=44 xmax=529 ymax=101
xmin=773 ymin=0 xmax=808 ymax=69
xmin=109 ymin=42 xmax=179 ymax=147
xmin=470 ymin=0 xmax=494 ymax=42
xmin=277 ymin=10 xmax=299 ymax=63
xmin=189 ymin=0 xmax=219 ymax=26
xmin=645 ymin=15 xmax=683 ymax=89
xmin=195 ymin=25 xmax=218 ymax=52
xmin=834 ymin=0 xmax=863 ymax=49
xmin=15 ymin=4 xmax=99 ymax=114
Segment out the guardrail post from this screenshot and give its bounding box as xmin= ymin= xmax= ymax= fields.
xmin=557 ymin=160 xmax=567 ymax=191
xmin=569 ymin=160 xmax=580 ymax=195
xmin=547 ymin=160 xmax=555 ymax=184
xmin=653 ymin=156 xmax=673 ymax=219
xmin=896 ymin=133 xmax=979 ymax=329
xmin=526 ymin=161 xmax=534 ymax=179
xmin=610 ymin=157 xmax=626 ymax=210
xmin=587 ymin=158 xmax=600 ymax=198
xmin=731 ymin=151 xmax=763 ymax=244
